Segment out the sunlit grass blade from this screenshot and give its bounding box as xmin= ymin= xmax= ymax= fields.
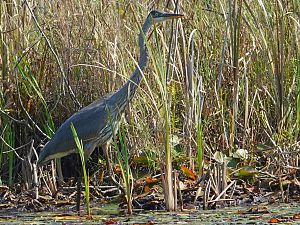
xmin=70 ymin=123 xmax=90 ymax=216
xmin=112 ymin=123 xmax=133 ymax=214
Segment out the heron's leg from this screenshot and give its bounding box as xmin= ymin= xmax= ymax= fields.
xmin=76 ymin=155 xmax=82 ymax=215
xmin=102 ymin=143 xmax=124 ymax=191
xmin=102 ymin=143 xmax=113 ymax=175
xmin=77 ymin=147 xmax=93 ymax=215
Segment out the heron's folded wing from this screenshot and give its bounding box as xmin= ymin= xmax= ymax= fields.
xmin=38 ymin=98 xmax=109 ymax=163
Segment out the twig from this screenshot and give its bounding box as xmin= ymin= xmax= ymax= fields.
xmin=203 ymin=177 xmax=211 ymax=210
xmin=0 ymin=108 xmax=32 ymax=129
xmin=214 ymin=180 xmax=236 ymax=202
xmin=175 ymin=171 xmax=183 ymax=211
xmin=33 ymin=163 xmax=39 ymax=199
xmin=207 ymin=198 xmax=235 ymax=203
xmin=0 ymin=134 xmax=25 ymax=161
xmin=39 ymin=168 xmax=52 ymax=195
xmin=100 ymin=187 xmax=121 ymax=195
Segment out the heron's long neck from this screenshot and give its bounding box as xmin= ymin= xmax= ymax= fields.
xmin=129 ymin=17 xmax=152 ymax=88
xmin=112 ymin=16 xmax=152 ymax=109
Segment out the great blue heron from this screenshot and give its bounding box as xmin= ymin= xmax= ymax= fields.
xmin=37 ymin=10 xmax=183 ymax=169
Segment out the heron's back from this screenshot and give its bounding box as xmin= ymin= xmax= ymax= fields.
xmin=38 ymin=98 xmax=116 ymax=165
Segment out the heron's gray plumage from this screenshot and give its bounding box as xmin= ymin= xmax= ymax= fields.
xmin=37 ymin=10 xmax=183 ymax=166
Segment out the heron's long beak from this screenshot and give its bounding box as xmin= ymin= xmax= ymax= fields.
xmin=163 ymin=12 xmax=184 ymax=20
xmin=153 ymin=12 xmax=184 ymax=23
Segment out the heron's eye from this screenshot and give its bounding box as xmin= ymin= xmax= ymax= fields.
xmin=152 ymin=12 xmax=159 ymax=17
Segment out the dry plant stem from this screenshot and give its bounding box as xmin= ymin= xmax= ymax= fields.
xmin=165 ymin=0 xmax=180 ymax=83
xmin=243 ymin=76 xmax=249 ymax=147
xmin=161 ymin=164 xmax=175 ymax=210
xmin=186 ymin=36 xmax=194 ymax=168
xmin=207 ymin=199 xmax=235 ymax=203
xmin=222 ymin=162 xmax=227 ymax=194
xmin=102 ymin=142 xmax=125 ymax=194
xmin=33 ymin=163 xmax=39 ymax=199
xmin=215 ymin=0 xmax=230 ymax=149
xmin=28 ymin=140 xmax=36 ymax=190
xmin=50 ymin=160 xmax=57 ymax=193
xmin=216 ymin=163 xmax=221 ymax=195
xmin=45 ymin=171 xmax=54 ymax=196
xmin=175 ymin=172 xmax=183 ymax=211
xmin=230 ymin=0 xmax=242 ymax=149
xmin=39 ymin=168 xmax=52 ymax=196
xmin=164 ymin=108 xmax=175 ymax=211
xmin=194 ymin=170 xmax=210 ymax=203
xmin=1 ymin=0 xmax=8 ymax=93
xmin=210 ymin=170 xmax=219 ymax=196
xmin=229 ymin=181 xmax=237 ymax=206
xmin=203 ymin=177 xmax=211 ymax=210
xmin=275 ymin=0 xmax=285 ymax=122
xmin=56 ymin=158 xmax=64 ymax=187
xmin=21 ymin=148 xmax=31 ymax=190
xmin=279 ymin=175 xmax=285 ymax=202
xmin=127 ymin=191 xmax=133 ymax=215
xmin=196 ymin=72 xmax=204 ymax=176
xmin=186 ymin=28 xmax=201 ymax=172
xmin=61 ymin=185 xmax=117 ymax=191
xmin=100 ymin=187 xmax=121 ymax=195
xmin=161 ymin=165 xmax=167 ymax=204
xmin=214 ymin=180 xmax=236 ymax=202
xmin=194 ymin=186 xmax=202 ymax=204
xmin=161 ymin=0 xmax=181 ymax=212
xmin=217 ymin=0 xmax=230 ymax=93
xmin=173 ymin=170 xmax=177 ymax=211
xmin=23 ymin=0 xmax=81 ymax=108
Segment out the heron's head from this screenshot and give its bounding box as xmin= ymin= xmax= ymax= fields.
xmin=149 ymin=10 xmax=184 ymax=23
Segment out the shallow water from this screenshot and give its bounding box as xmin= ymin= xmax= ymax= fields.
xmin=0 ymin=203 xmax=299 ymax=224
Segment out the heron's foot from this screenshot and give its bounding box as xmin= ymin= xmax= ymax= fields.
xmin=76 ymin=173 xmax=82 ymax=215
xmin=110 ymin=173 xmax=125 ymax=194
xmin=105 ymin=159 xmax=113 ymax=175
xmin=104 ymin=164 xmax=125 ymax=194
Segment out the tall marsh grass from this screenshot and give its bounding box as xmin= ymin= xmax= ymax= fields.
xmin=0 ymin=0 xmax=299 ymax=204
